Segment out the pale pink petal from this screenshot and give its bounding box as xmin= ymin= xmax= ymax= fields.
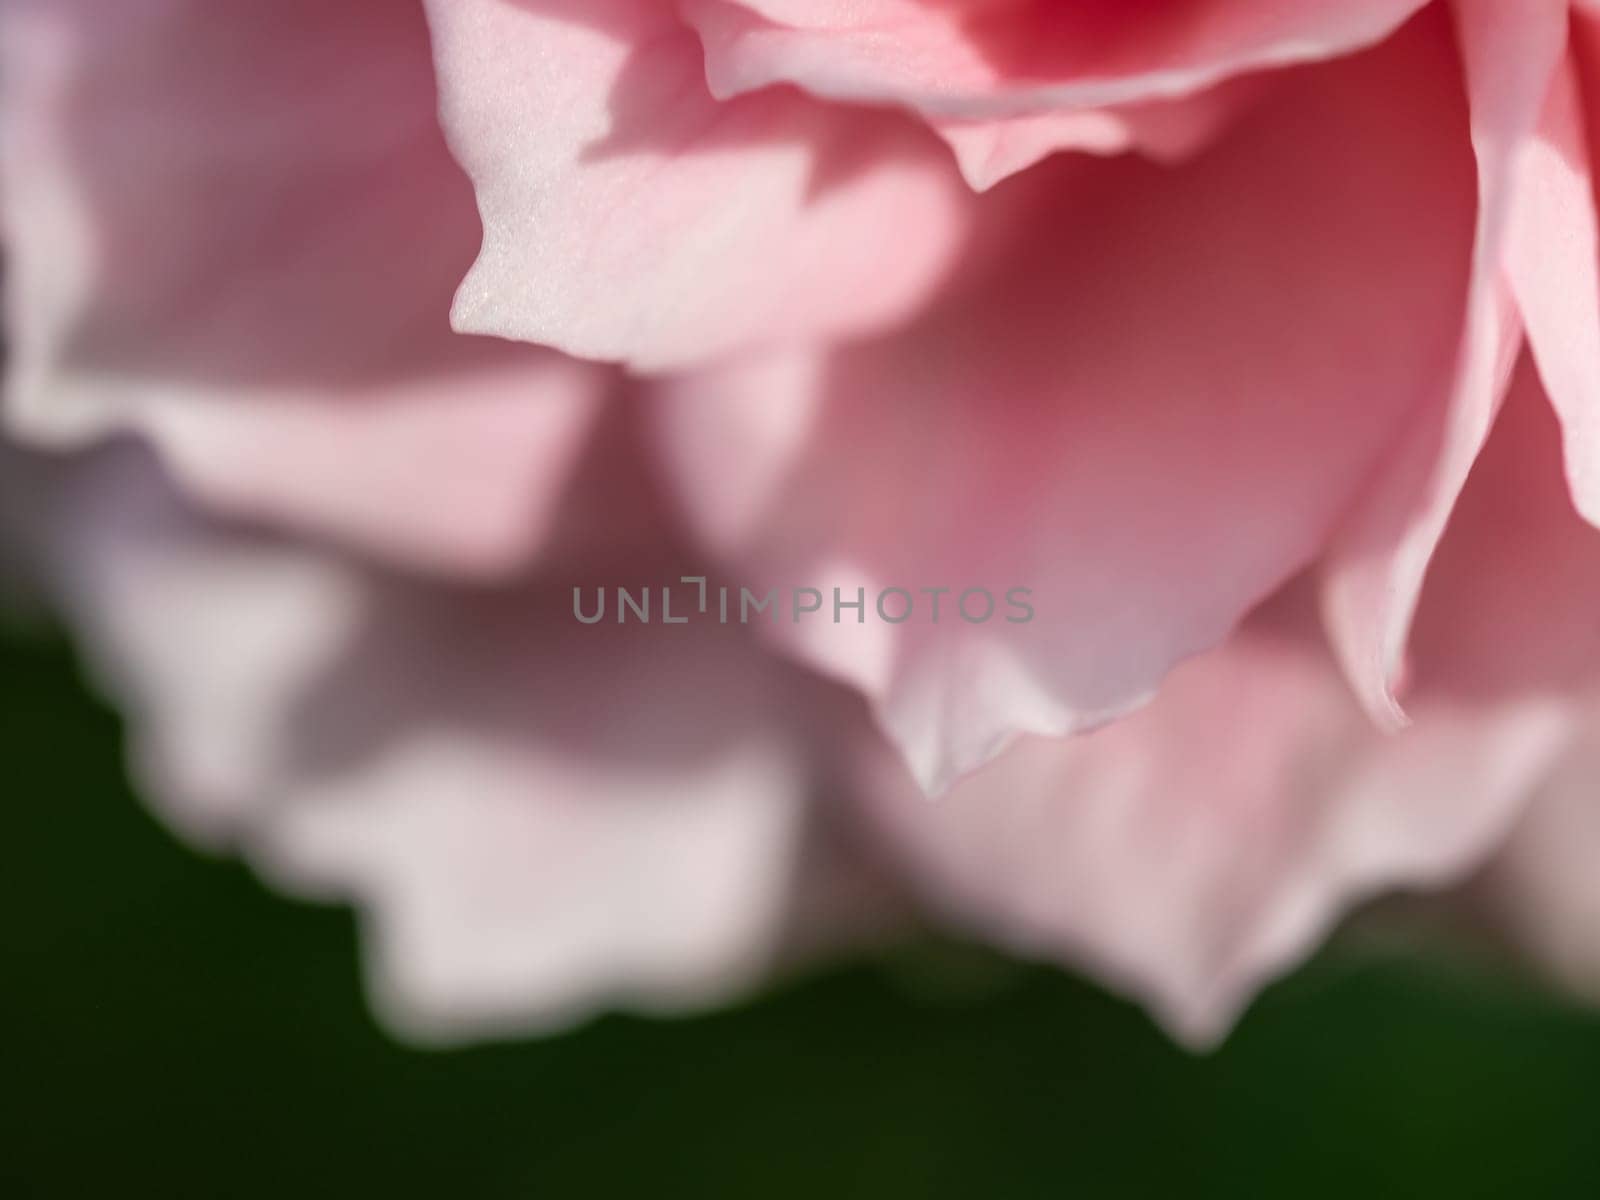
xmin=861 ymin=359 xmax=1600 ymax=1044
xmin=421 ymin=0 xmax=969 ymax=369
xmin=655 ymin=17 xmax=1477 ymax=793
xmin=264 ymin=686 xmax=805 ymax=1040
xmin=859 ymin=597 xmax=1569 ymax=1046
xmin=1506 ymin=13 xmax=1600 ymax=528
xmin=684 ymin=0 xmax=1428 ymax=117
xmin=39 ymin=443 xmax=822 ymax=1041
xmin=1433 ymin=347 xmax=1600 ymax=1007
xmin=1402 ymin=356 xmax=1600 ymax=707
xmin=0 ymin=0 xmax=609 ymax=575
xmin=1320 ymin=0 xmax=1568 ymax=725
xmin=44 ymin=447 xmax=370 ymax=837
xmin=933 ymin=76 xmax=1261 ymax=191
xmin=113 ymin=359 xmax=605 ymax=578
xmin=1476 ymin=737 xmax=1600 ymax=1006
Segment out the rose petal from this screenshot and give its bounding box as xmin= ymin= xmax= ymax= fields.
xmin=1506 ymin=11 xmax=1600 ymax=529
xmin=1319 ymin=0 xmax=1568 ymax=725
xmin=0 ymin=0 xmax=608 ymax=575
xmin=421 ymin=0 xmax=968 ymax=369
xmin=933 ymin=75 xmax=1260 ymax=191
xmin=859 ymin=593 xmax=1569 ymax=1046
xmin=1476 ymin=739 xmax=1600 ymax=1006
xmin=39 ymin=442 xmax=822 ymax=1041
xmin=655 ymin=15 xmax=1477 ymax=793
xmin=861 ymin=358 xmax=1598 ymax=1045
xmin=1431 ymin=346 xmax=1600 ymax=1007
xmin=684 ymin=0 xmax=1428 ymax=117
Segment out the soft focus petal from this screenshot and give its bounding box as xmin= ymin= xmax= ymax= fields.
xmin=38 ymin=441 xmax=826 ymax=1041
xmin=1320 ymin=0 xmax=1568 ymax=724
xmin=421 ymin=0 xmax=969 ymax=368
xmin=1476 ymin=738 xmax=1600 ymax=1006
xmin=861 ymin=356 xmax=1600 ymax=1045
xmin=0 ymin=0 xmax=608 ymax=575
xmin=684 ymin=0 xmax=1428 ymax=117
xmin=655 ymin=15 xmax=1476 ymax=793
xmin=860 ymin=595 xmax=1568 ymax=1046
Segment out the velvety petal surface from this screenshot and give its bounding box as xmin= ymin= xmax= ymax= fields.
xmin=422 ymin=0 xmax=969 ymax=368
xmin=655 ymin=14 xmax=1477 ymax=793
xmin=0 ymin=0 xmax=610 ymax=575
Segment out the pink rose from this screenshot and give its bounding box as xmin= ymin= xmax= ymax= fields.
xmin=6 ymin=0 xmax=1600 ymax=1044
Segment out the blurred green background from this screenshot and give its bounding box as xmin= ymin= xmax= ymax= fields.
xmin=6 ymin=625 xmax=1600 ymax=1199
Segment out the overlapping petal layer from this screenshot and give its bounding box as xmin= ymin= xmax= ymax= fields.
xmin=862 ymin=358 xmax=1600 ymax=1043
xmin=36 ymin=437 xmax=840 ymax=1040
xmin=655 ymin=13 xmax=1477 ymax=793
xmin=932 ymin=78 xmax=1260 ymax=190
xmin=1508 ymin=6 xmax=1600 ymax=529
xmin=7 ymin=0 xmax=1600 ymax=1050
xmin=685 ymin=0 xmax=1428 ymax=116
xmin=422 ymin=0 xmax=970 ymax=368
xmin=0 ymin=0 xmax=609 ymax=575
xmin=1320 ymin=0 xmax=1570 ymax=724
